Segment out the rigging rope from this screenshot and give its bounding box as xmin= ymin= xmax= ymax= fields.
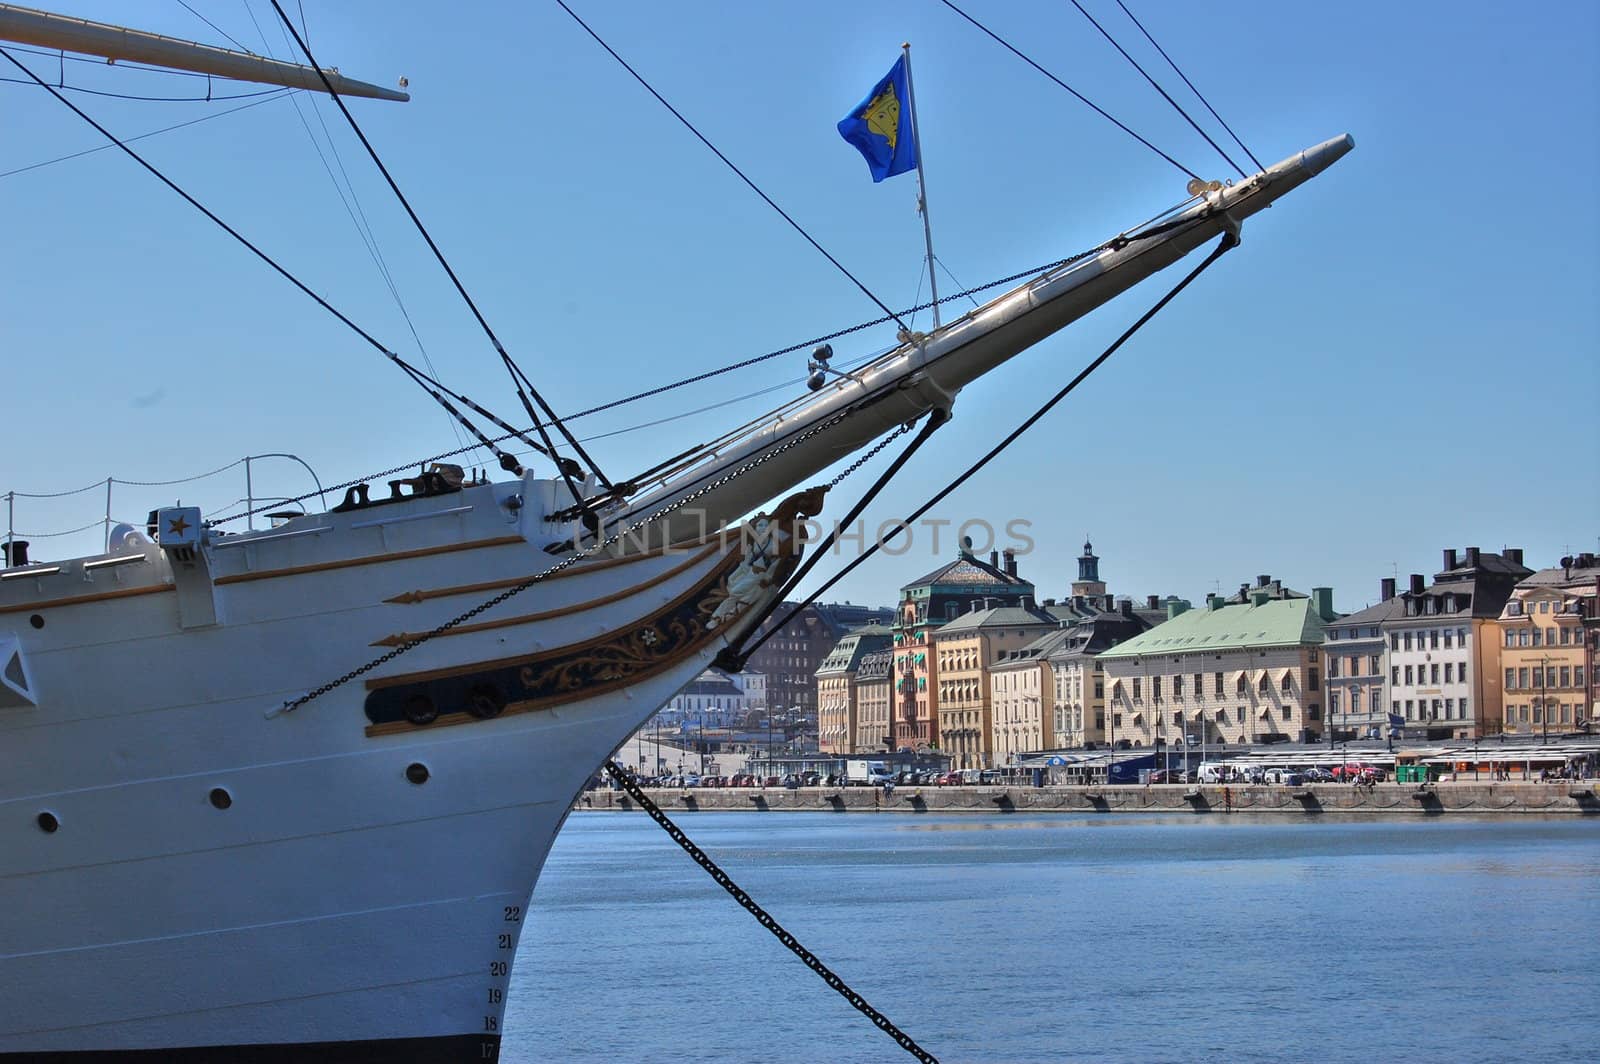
xmin=1115 ymin=0 xmax=1264 ymax=173
xmin=266 ymin=2 xmax=609 ymax=501
xmin=600 ymin=761 xmax=940 ymax=1063
xmin=1 ymin=44 xmax=539 ymax=480
xmin=552 ymin=0 xmax=909 ymax=336
xmin=731 ymin=233 xmax=1238 ymax=659
xmin=0 ymin=90 xmax=295 ymax=180
xmin=1064 ymin=0 xmax=1246 ymax=178
xmin=936 ymin=0 xmax=1201 ymax=181
xmin=0 ymin=74 xmax=288 ymax=102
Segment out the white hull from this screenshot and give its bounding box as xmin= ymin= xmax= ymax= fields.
xmin=2 ymin=477 xmax=810 ymax=1057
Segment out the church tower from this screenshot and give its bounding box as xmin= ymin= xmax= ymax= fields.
xmin=1071 ymin=538 xmax=1106 ymax=598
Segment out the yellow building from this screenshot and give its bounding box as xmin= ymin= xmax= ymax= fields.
xmin=814 ymin=625 xmax=894 ymax=754
xmin=932 ymin=604 xmax=1060 ymax=769
xmin=1496 ymin=560 xmax=1595 ymax=736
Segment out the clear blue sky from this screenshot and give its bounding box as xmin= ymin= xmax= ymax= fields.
xmin=3 ymin=0 xmax=1596 ymax=614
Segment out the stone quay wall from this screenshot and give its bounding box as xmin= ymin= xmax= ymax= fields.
xmin=575 ymin=782 xmax=1600 ymax=816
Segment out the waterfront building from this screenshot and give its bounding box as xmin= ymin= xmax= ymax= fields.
xmin=932 ymin=602 xmax=1060 ymax=769
xmin=814 ymin=624 xmax=895 ymax=755
xmin=1496 ymin=553 xmax=1598 ymax=737
xmin=990 ymin=628 xmax=1072 ymax=764
xmin=659 ymin=669 xmax=762 ymax=730
xmin=745 ymin=601 xmax=893 ymax=729
xmin=1323 ymin=578 xmax=1403 ymax=741
xmin=1046 ymin=607 xmax=1158 ymax=748
xmin=1388 ymin=547 xmax=1530 ymax=739
xmin=854 ymin=649 xmax=894 ymax=753
xmin=892 ymin=541 xmax=1034 ymax=752
xmin=1098 ymin=588 xmax=1338 ymax=747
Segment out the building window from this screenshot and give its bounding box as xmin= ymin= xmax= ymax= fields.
xmin=1431 ymin=664 xmax=1440 ymax=684
xmin=1309 ymin=668 xmax=1319 ymax=691
xmin=1371 ymin=690 xmax=1382 ymax=713
xmin=1405 ymin=665 xmax=1414 ymax=685
xmin=1390 ymin=634 xmax=1400 ymax=651
xmin=1576 ymin=666 xmax=1586 ymax=687
xmin=1328 ymin=656 xmax=1341 ymax=679
xmin=1444 ymin=663 xmax=1453 ymax=684
xmin=1214 ymin=673 xmax=1224 ymax=696
xmin=1505 ymin=629 xmax=1516 ymax=648
xmin=1430 ymin=630 xmax=1440 ymax=650
xmin=1174 ymin=675 xmax=1185 ymax=698
xmin=1392 ymin=666 xmax=1400 ymax=685
xmin=1281 ymin=673 xmax=1293 ymax=694
xmin=1506 ymin=667 xmax=1516 ymax=690
xmin=1235 ymin=707 xmax=1244 ymax=723
xmin=1281 ymin=706 xmax=1292 ymax=721
xmin=1443 ymin=629 xmax=1453 ymax=648
xmin=1236 ymin=675 xmax=1247 ymax=695
xmin=1329 ymin=690 xmax=1341 ymax=716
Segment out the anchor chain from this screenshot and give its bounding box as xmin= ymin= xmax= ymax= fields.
xmin=602 ymin=761 xmax=940 ymax=1063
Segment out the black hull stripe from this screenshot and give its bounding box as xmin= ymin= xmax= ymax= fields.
xmin=4 ymin=1033 xmax=499 ymax=1063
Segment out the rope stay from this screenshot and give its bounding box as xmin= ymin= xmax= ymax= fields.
xmin=600 ymin=761 xmax=941 ymax=1063
xmin=1064 ymin=0 xmax=1246 ymax=179
xmin=551 ymin=0 xmax=908 ymax=335
xmin=0 ymin=46 xmax=524 ymax=461
xmin=266 ymin=1 xmax=609 ymax=503
xmin=1114 ymin=0 xmax=1264 ymax=173
xmin=729 ymin=233 xmax=1239 ymax=650
xmin=937 ymin=0 xmax=1202 ymax=180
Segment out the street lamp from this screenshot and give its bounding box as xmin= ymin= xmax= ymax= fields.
xmin=1539 ymin=654 xmax=1550 ymax=743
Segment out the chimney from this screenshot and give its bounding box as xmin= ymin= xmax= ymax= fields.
xmin=1002 ymin=549 xmax=1017 ymax=578
xmin=1250 ymin=590 xmax=1270 ymax=607
xmin=1257 ymin=574 xmax=1271 ymax=588
xmin=1239 ymin=583 xmax=1250 ymax=600
xmin=1443 ymin=548 xmax=1458 ymax=571
xmin=1 ymin=540 xmax=28 ymax=567
xmin=1021 ymin=595 xmax=1034 ymax=611
xmin=1465 ymin=547 xmax=1480 ymax=567
xmin=1311 ymin=587 xmax=1336 ymax=622
xmin=1207 ymin=594 xmax=1225 ymax=611
xmin=1146 ymin=594 xmax=1160 ymax=610
xmin=1043 ymin=598 xmax=1056 ymax=607
xmin=1581 ymin=553 xmax=1596 ymax=568
xmin=989 ymin=550 xmax=1000 ymax=569
xmin=1119 ymin=599 xmax=1134 ymax=618
xmin=1103 ymin=594 xmax=1115 ymax=612
xmin=1380 ymin=577 xmax=1396 ymax=602
xmin=1506 ymin=547 xmax=1524 ymax=567
xmin=1409 ymin=573 xmax=1425 ymax=595
xmin=1166 ymin=598 xmax=1189 ymax=620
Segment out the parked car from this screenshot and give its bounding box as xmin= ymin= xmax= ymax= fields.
xmin=1303 ymin=767 xmax=1334 ymax=782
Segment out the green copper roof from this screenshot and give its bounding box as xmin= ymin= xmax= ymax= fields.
xmin=1097 ymin=598 xmax=1327 ymax=660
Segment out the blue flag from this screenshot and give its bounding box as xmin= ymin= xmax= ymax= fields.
xmin=837 ymin=55 xmax=918 ymax=182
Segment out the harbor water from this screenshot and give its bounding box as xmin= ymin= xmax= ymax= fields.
xmin=505 ymin=813 xmax=1599 ymax=1063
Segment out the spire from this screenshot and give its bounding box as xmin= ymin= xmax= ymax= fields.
xmin=1078 ymin=538 xmax=1099 ymax=583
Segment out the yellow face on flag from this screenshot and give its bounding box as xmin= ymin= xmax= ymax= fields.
xmin=859 ymin=82 xmax=900 ymax=151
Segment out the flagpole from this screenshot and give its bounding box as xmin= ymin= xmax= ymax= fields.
xmin=902 ymin=42 xmax=939 ymax=330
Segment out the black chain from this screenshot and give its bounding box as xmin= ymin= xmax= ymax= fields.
xmin=276 ymin=410 xmax=851 ymax=715
xmin=602 ymin=761 xmax=940 ymax=1063
xmin=828 ymin=420 xmax=913 ymax=488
